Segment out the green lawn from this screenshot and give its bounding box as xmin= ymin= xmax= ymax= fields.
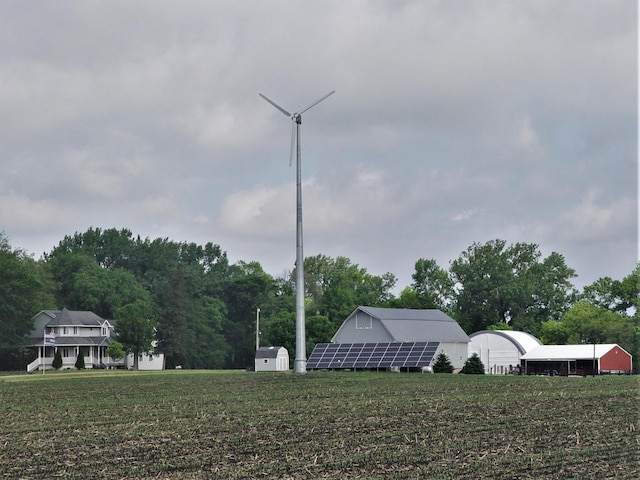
xmin=0 ymin=371 xmax=637 ymax=479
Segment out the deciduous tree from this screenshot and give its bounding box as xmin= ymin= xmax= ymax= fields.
xmin=0 ymin=233 xmax=55 ymax=368
xmin=449 ymin=240 xmax=576 ymax=335
xmin=114 ymin=300 xmax=157 ymax=370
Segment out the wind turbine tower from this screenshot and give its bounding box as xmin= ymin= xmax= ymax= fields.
xmin=259 ymin=90 xmax=335 ymax=374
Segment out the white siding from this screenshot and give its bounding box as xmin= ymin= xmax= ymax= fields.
xmin=439 ymin=342 xmax=468 ymax=369
xmin=469 ymin=331 xmax=542 ymax=373
xmin=255 ymin=347 xmax=289 ymax=372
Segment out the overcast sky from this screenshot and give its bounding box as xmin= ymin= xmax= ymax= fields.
xmin=1 ymin=1 xmax=637 ymax=292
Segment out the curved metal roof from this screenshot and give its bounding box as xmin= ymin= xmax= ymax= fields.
xmin=469 ymin=330 xmax=542 ymax=355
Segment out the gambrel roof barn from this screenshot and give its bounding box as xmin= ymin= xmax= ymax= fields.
xmin=307 ymin=306 xmax=470 ymax=370
xmin=331 ymin=306 xmax=469 ymax=344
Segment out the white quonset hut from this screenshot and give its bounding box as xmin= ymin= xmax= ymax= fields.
xmin=468 ymin=330 xmax=542 ymax=374
xmin=307 ymin=306 xmax=470 ymax=370
xmin=255 ymin=346 xmax=289 ymax=372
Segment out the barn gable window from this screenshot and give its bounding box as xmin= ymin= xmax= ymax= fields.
xmin=355 ymin=313 xmax=372 ymax=330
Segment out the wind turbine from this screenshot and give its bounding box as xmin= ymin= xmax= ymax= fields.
xmin=259 ymin=90 xmax=335 ymax=374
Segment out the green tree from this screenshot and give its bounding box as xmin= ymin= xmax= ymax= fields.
xmin=306 ymin=313 xmax=334 ymax=354
xmin=182 ymin=296 xmax=229 ymax=369
xmin=449 ymin=240 xmax=576 ymax=335
xmin=432 ymin=352 xmax=453 ymax=373
xmin=581 ymin=265 xmax=639 ymax=314
xmin=487 ymin=323 xmax=513 ymax=330
xmin=411 ymin=258 xmax=454 ymax=310
xmin=0 ymin=233 xmax=55 ymax=369
xmin=52 ymin=348 xmax=63 ymax=369
xmin=384 ymin=287 xmax=424 ymax=309
xmin=261 ymin=311 xmax=296 ymax=356
xmin=75 ymin=349 xmax=85 ymax=369
xmin=303 ymin=254 xmax=396 ymax=329
xmin=461 ymin=353 xmax=485 ymax=374
xmin=45 ymin=251 xmax=150 ymax=319
xmin=156 ymin=264 xmax=189 ymax=368
xmin=107 ymin=341 xmax=125 ymax=362
xmin=539 ymin=319 xmax=572 ymax=344
xmin=222 ymin=262 xmax=273 ymax=368
xmin=114 ymin=300 xmax=157 ymax=370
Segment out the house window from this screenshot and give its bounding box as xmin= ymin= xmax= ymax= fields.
xmin=102 ymin=327 xmax=107 ymax=336
xmin=355 ymin=313 xmax=372 ymax=329
xmin=63 ymin=348 xmax=71 ymax=358
xmin=63 ymin=327 xmax=68 ymax=335
xmin=73 ymin=327 xmax=78 ymax=335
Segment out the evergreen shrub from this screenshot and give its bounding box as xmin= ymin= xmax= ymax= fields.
xmin=52 ymin=349 xmax=63 ymax=369
xmin=432 ymin=352 xmax=454 ymax=373
xmin=75 ymin=351 xmax=85 ymax=369
xmin=461 ymin=353 xmax=485 ymax=374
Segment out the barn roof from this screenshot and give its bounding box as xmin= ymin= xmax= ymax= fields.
xmin=469 ymin=330 xmax=542 ymax=354
xmin=255 ymin=346 xmax=287 ymax=359
xmin=521 ymin=344 xmax=628 ymax=361
xmin=334 ymin=306 xmax=469 ymax=343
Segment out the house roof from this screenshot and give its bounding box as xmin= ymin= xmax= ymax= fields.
xmin=255 ymin=346 xmax=287 ymax=359
xmin=50 ymin=336 xmax=112 ymax=347
xmin=337 ymin=306 xmax=469 ymax=343
xmin=43 ymin=308 xmax=106 ymax=327
xmin=469 ymin=330 xmax=542 ymax=355
xmin=521 ymin=344 xmax=627 ymax=361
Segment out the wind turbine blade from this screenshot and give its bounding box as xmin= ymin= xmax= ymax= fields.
xmin=298 ymin=90 xmax=335 ymax=115
xmin=259 ymin=93 xmax=291 ymax=117
xmin=289 ymin=121 xmax=296 ymax=167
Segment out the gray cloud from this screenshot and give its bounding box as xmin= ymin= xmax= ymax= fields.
xmin=1 ymin=0 xmax=636 ymax=292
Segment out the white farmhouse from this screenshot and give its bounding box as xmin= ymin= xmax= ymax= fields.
xmin=25 ymin=309 xmax=164 ymax=372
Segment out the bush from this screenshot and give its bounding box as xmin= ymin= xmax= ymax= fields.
xmin=52 ymin=349 xmax=63 ymax=369
xmin=461 ymin=353 xmax=485 ymax=374
xmin=107 ymin=341 xmax=125 ymax=362
xmin=75 ymin=351 xmax=85 ymax=370
xmin=432 ymin=352 xmax=454 ymax=373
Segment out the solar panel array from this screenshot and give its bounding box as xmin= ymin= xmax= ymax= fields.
xmin=306 ymin=341 xmax=440 ymax=370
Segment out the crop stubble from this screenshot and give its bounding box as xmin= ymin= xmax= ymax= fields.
xmin=0 ymin=371 xmax=637 ymax=479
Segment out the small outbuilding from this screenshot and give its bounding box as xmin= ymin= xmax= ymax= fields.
xmin=520 ymin=344 xmax=632 ymax=375
xmin=255 ymin=346 xmax=289 ymax=372
xmin=468 ymin=330 xmax=542 ymax=374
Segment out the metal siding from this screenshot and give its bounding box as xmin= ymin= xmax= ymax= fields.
xmin=440 ymin=342 xmax=468 ymax=369
xmin=332 ymin=317 xmax=393 ymax=343
xmin=600 ymin=346 xmax=632 ymax=371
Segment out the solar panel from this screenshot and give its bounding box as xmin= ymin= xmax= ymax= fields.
xmin=306 ymin=342 xmax=440 ymax=370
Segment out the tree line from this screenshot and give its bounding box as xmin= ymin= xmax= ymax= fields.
xmin=1 ymin=229 xmax=637 ymax=371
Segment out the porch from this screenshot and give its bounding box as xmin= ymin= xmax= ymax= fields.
xmin=27 ymin=345 xmax=124 ymax=372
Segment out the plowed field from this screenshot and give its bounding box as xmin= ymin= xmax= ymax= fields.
xmin=0 ymin=371 xmax=637 ymax=479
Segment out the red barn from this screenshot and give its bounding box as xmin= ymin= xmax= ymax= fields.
xmin=599 ymin=344 xmax=633 ymax=372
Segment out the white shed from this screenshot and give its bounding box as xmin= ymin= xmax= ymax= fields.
xmin=255 ymin=346 xmax=289 ymax=372
xmin=468 ymin=330 xmax=542 ymax=374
